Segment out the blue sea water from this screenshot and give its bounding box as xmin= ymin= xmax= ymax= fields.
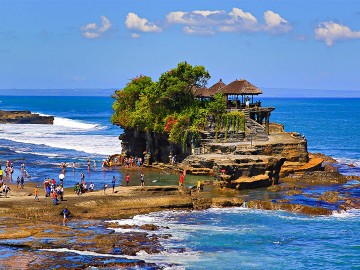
xmin=1 ymin=93 xmax=360 ymax=269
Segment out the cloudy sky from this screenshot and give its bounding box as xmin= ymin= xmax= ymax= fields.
xmin=1 ymin=0 xmax=360 ymax=93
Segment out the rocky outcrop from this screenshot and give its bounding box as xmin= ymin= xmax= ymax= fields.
xmin=120 ymin=128 xmax=189 ymax=164
xmin=0 ymin=110 xmax=54 ymax=124
xmin=300 ymin=171 xmax=347 ymax=184
xmin=182 ymin=154 xmax=285 ymax=189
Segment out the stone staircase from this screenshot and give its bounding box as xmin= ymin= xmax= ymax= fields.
xmin=244 ymin=109 xmax=268 ymax=141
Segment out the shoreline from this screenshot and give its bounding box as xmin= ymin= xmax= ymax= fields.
xmin=1 ymin=157 xmax=360 ymax=269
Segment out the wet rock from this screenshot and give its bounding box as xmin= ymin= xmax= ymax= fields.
xmin=318 ymin=191 xmax=341 ymax=203
xmin=300 ymin=171 xmax=347 ymax=184
xmin=139 ymin=224 xmax=160 ymax=231
xmin=247 ymin=200 xmax=332 ymax=215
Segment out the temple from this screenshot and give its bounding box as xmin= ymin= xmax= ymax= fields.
xmin=194 ymin=78 xmax=274 ymax=141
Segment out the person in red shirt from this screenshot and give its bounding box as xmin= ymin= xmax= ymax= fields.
xmin=125 ymin=174 xmax=130 ymax=186
xmin=179 ymin=172 xmax=184 ymax=187
xmin=53 ymin=190 xmax=58 ymax=205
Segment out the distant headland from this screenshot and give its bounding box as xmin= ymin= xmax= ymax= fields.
xmin=0 ymin=110 xmax=54 ymax=124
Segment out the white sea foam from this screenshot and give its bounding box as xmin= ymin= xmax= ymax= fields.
xmin=0 ymin=123 xmax=121 ymax=156
xmin=53 ymin=117 xmax=103 ymax=130
xmin=334 ymin=157 xmax=360 ymax=167
xmin=41 ymin=247 xmax=201 ymax=266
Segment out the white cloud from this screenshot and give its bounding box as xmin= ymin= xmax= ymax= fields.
xmin=263 ymin=10 xmax=292 ymax=33
xmin=81 ymin=15 xmax=112 ymax=39
xmin=125 ymin=12 xmax=162 ymax=32
xmin=165 ymin=8 xmax=291 ymax=35
xmin=183 ymin=26 xmax=215 ymax=36
xmin=314 ymin=21 xmax=360 ymax=46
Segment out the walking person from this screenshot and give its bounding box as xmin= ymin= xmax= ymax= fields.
xmin=20 ymin=176 xmax=25 ymax=189
xmin=140 ymin=173 xmax=145 ymax=186
xmin=112 ymin=176 xmax=116 ymax=193
xmin=62 ymin=207 xmax=70 ymax=226
xmin=34 ymin=186 xmax=39 ymax=200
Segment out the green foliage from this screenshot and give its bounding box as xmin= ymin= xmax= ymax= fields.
xmin=111 ymin=62 xmax=244 ymax=147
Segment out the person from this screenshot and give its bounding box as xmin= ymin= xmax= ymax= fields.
xmin=16 ymin=176 xmax=21 ymax=189
xmin=89 ymin=182 xmax=94 ymax=192
xmin=93 ymin=160 xmax=96 ymax=170
xmin=34 ymin=186 xmax=39 ymax=200
xmin=112 ymin=176 xmax=116 ymax=193
xmin=197 ymin=180 xmax=201 ymax=192
xmin=245 ymin=97 xmax=250 ymax=108
xmin=3 ymin=184 xmax=10 ymax=198
xmin=171 ymin=155 xmax=176 ymax=165
xmin=80 ymin=172 xmax=85 ymax=182
xmin=179 ymin=172 xmax=184 ymax=187
xmin=20 ymin=176 xmax=25 ymax=189
xmin=52 ymin=190 xmax=58 ymax=205
xmin=125 ymin=173 xmax=130 ymax=186
xmin=140 ymin=173 xmax=144 ymax=186
xmin=62 ymin=207 xmax=70 ymax=226
xmin=103 ymin=184 xmax=108 ymax=194
xmin=0 ymin=165 xmax=2 ymax=180
xmin=87 ymin=159 xmax=91 ymax=171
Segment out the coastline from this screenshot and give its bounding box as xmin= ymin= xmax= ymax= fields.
xmin=1 ymin=154 xmax=359 ymax=268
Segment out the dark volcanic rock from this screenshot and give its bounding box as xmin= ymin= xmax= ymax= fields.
xmin=0 ymin=110 xmax=54 ymax=124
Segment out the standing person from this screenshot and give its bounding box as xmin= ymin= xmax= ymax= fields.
xmin=34 ymin=186 xmax=39 ymax=200
xmin=140 ymin=173 xmax=144 ymax=186
xmin=52 ymin=190 xmax=58 ymax=205
xmin=103 ymin=184 xmax=108 ymax=194
xmin=112 ymin=176 xmax=116 ymax=193
xmin=87 ymin=159 xmax=91 ymax=171
xmin=0 ymin=165 xmax=2 ymax=180
xmin=16 ymin=176 xmax=21 ymax=189
xmin=125 ymin=173 xmax=130 ymax=186
xmin=62 ymin=207 xmax=70 ymax=226
xmin=80 ymin=172 xmax=85 ymax=182
xmin=197 ymin=180 xmax=201 ymax=192
xmin=179 ymin=172 xmax=184 ymax=187
xmin=20 ymin=176 xmax=25 ymax=189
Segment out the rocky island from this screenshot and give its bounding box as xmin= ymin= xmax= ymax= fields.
xmin=112 ymin=62 xmax=332 ymax=191
xmin=0 ymin=110 xmax=54 ymax=124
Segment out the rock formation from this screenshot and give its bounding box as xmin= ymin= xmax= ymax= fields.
xmin=0 ymin=110 xmax=54 ymax=124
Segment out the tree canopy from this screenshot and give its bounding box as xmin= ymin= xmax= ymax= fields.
xmin=111 ymin=62 xmax=243 ymax=146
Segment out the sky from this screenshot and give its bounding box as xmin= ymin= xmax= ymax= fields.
xmin=1 ymin=0 xmax=360 ymax=95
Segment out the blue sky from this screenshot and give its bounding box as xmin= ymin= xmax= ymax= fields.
xmin=1 ymin=0 xmax=360 ymax=94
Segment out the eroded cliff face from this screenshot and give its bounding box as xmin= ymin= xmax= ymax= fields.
xmin=120 ymin=128 xmax=190 ymax=164
xmin=0 ymin=110 xmax=54 ymax=124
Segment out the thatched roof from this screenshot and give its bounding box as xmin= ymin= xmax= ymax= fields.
xmin=219 ymin=79 xmax=262 ymax=96
xmin=193 ymin=86 xmax=212 ymax=98
xmin=208 ymin=79 xmax=226 ymax=94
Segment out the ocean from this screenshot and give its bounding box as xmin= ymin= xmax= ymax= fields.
xmin=1 ymin=93 xmax=360 ymax=269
